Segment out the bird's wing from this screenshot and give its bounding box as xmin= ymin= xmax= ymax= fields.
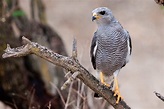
xmin=128 ymin=33 xmax=132 ymax=55
xmin=90 ymin=32 xmax=97 ymax=69
xmin=125 ymin=30 xmax=132 ymax=55
xmin=124 ymin=29 xmax=132 ymax=65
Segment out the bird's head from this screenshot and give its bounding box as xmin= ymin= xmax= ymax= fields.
xmin=92 ymin=7 xmax=114 ymax=25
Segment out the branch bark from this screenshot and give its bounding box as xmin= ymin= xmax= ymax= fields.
xmin=2 ymin=37 xmax=131 ymax=109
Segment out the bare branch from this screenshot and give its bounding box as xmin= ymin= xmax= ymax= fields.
xmin=61 ymin=38 xmax=79 ymax=90
xmin=61 ymin=71 xmax=79 ymax=90
xmin=2 ymin=44 xmax=31 ymax=58
xmin=154 ymin=0 xmax=164 ymax=5
xmin=2 ymin=37 xmax=131 ymax=109
xmin=154 ymin=91 xmax=164 ymax=102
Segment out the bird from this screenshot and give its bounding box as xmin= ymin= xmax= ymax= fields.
xmin=90 ymin=7 xmax=132 ymax=104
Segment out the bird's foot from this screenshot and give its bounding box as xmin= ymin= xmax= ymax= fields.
xmin=113 ymin=76 xmax=123 ymax=104
xmin=113 ymin=88 xmax=123 ymax=104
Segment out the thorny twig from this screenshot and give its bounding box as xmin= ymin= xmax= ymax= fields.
xmin=2 ymin=36 xmax=131 ymax=109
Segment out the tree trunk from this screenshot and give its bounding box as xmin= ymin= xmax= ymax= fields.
xmin=0 ymin=0 xmax=67 ymax=108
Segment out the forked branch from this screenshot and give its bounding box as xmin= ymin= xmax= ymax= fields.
xmin=2 ymin=36 xmax=131 ymax=109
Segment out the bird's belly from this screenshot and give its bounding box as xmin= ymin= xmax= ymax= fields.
xmin=95 ymin=35 xmax=128 ymax=76
xmin=96 ymin=50 xmax=126 ymax=76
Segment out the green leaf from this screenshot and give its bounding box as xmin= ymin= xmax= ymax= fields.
xmin=12 ymin=10 xmax=25 ymax=17
xmin=160 ymin=5 xmax=164 ymax=10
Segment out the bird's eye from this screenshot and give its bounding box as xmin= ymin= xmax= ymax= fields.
xmin=99 ymin=11 xmax=106 ymax=15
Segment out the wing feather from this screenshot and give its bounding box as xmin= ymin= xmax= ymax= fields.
xmin=90 ymin=32 xmax=97 ymax=69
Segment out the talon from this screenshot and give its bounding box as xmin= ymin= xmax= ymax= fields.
xmin=113 ymin=76 xmax=123 ymax=104
xmin=114 ymin=88 xmax=123 ymax=104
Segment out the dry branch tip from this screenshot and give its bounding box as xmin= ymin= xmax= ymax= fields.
xmin=2 ymin=40 xmax=32 ymax=58
xmin=61 ymin=71 xmax=80 ymax=90
xmin=154 ymin=91 xmax=164 ymax=102
xmin=72 ymin=38 xmax=77 ymax=59
xmin=22 ymin=36 xmax=32 ymax=44
xmin=4 ymin=44 xmax=11 ymax=52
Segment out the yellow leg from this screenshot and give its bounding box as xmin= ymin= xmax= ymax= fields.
xmin=113 ymin=76 xmax=123 ymax=104
xmin=100 ymin=72 xmax=110 ymax=87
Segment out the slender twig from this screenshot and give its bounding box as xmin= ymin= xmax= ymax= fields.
xmin=2 ymin=37 xmax=131 ymax=109
xmin=72 ymin=38 xmax=77 ymax=59
xmin=76 ymin=81 xmax=85 ymax=109
xmin=77 ymin=80 xmax=81 ymax=108
xmin=28 ymin=89 xmax=35 ymax=109
xmin=50 ymin=82 xmax=66 ymax=105
xmin=154 ymin=91 xmax=164 ymax=102
xmin=66 ymin=100 xmax=76 ymax=108
xmin=72 ymin=88 xmax=85 ymax=100
xmin=47 ymin=101 xmax=51 ymax=109
xmin=64 ymin=82 xmax=73 ymax=109
xmin=12 ymin=100 xmax=18 ymax=109
xmin=82 ymin=97 xmax=87 ymax=109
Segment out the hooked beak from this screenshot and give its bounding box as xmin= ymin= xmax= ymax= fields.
xmin=92 ymin=13 xmax=101 ymax=21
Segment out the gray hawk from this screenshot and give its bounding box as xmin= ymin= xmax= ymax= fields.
xmin=90 ymin=7 xmax=132 ymax=103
